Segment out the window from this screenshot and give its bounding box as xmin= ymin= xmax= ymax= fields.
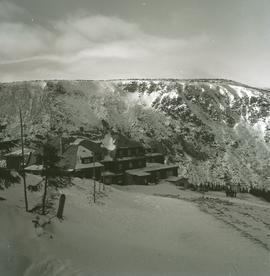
xmin=118 ymin=163 xmax=123 ymax=170
xmin=129 ymin=162 xmax=133 ymax=169
xmin=81 ymin=157 xmax=93 ymax=164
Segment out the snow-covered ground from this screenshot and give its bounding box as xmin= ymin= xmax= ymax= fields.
xmin=0 ymin=177 xmax=269 ymax=276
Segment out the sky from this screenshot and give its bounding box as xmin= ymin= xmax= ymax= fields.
xmin=0 ymin=0 xmax=270 ymax=87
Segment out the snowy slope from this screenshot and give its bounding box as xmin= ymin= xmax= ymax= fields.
xmin=0 ymin=180 xmax=269 ymax=276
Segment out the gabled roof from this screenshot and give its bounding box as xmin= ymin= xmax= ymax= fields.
xmin=58 ymin=144 xmax=78 ymax=170
xmin=24 ymin=164 xmax=44 ymax=172
xmin=80 ymin=139 xmax=105 ymax=155
xmin=59 ymin=144 xmax=103 ymax=171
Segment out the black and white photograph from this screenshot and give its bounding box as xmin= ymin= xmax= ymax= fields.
xmin=0 ymin=1 xmax=270 ymax=275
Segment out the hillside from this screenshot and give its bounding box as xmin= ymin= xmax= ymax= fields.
xmin=0 ymin=79 xmax=270 ymax=189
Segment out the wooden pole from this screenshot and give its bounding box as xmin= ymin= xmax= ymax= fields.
xmin=102 ymin=167 xmax=105 ymax=191
xmin=93 ymin=154 xmax=96 ymax=203
xmin=42 ymin=173 xmax=48 ymax=215
xmin=57 ymin=194 xmax=66 ymax=219
xmin=19 ymin=108 xmax=28 ymax=212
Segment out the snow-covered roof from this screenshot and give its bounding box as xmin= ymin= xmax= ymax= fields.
xmin=4 ymin=148 xmax=34 ymax=157
xmin=24 ymin=164 xmax=43 ymax=172
xmin=75 ymin=162 xmax=104 ymax=170
xmin=59 ymin=144 xmax=104 ymax=171
xmin=70 ymin=138 xmax=85 ymax=145
xmin=126 ymin=162 xmax=178 ymax=176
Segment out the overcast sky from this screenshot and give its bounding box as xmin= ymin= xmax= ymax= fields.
xmin=0 ymin=0 xmax=269 ymax=86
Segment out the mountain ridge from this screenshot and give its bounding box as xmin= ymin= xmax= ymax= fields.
xmin=2 ymin=78 xmax=269 ymax=92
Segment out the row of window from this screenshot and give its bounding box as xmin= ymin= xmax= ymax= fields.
xmin=146 ymin=157 xmax=164 ymax=163
xmin=80 ymin=149 xmax=145 ymax=164
xmin=118 ymin=160 xmax=145 ymax=170
xmin=117 ymin=148 xmax=145 ymax=158
xmin=80 ymin=157 xmax=145 ymax=169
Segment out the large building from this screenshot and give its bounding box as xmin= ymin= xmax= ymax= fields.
xmin=24 ymin=133 xmax=179 ymax=186
xmin=100 ymin=134 xmax=146 ymax=184
xmin=99 ymin=134 xmax=179 ymax=185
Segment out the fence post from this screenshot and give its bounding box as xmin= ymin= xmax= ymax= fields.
xmin=57 ymin=194 xmax=66 ymax=219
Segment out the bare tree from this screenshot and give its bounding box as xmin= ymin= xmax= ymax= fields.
xmin=19 ymin=108 xmax=29 ymax=212
xmin=36 ymin=139 xmax=60 ymax=215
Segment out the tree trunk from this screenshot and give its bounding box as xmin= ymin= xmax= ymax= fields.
xmin=93 ymin=154 xmax=96 ymax=203
xmin=42 ymin=175 xmax=48 ymax=215
xmin=19 ymin=108 xmax=28 ymax=212
xmin=22 ymin=171 xmax=28 ymax=212
xmin=57 ymin=194 xmax=66 ymax=219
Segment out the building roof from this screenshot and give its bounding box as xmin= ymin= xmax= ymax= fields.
xmin=75 ymin=162 xmax=104 ymax=170
xmin=145 ymin=153 xmax=164 ymax=157
xmin=125 ymin=170 xmax=150 ymax=177
xmin=59 ymin=144 xmax=103 ymax=171
xmin=80 ymin=139 xmax=105 ymax=156
xmin=24 ymin=164 xmax=44 ymax=172
xmin=145 ymin=163 xmax=179 ymax=172
xmin=126 ymin=162 xmax=178 ymax=176
xmin=166 ymin=176 xmax=182 ymax=183
xmin=101 ymin=171 xmax=116 ymax=176
xmin=116 ymin=156 xmax=146 ymax=162
xmin=4 ymin=148 xmax=34 ymax=157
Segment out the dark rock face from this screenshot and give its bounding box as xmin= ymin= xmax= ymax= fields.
xmin=1 ymin=79 xmax=270 ymax=189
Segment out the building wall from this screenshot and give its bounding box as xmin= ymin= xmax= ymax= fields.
xmin=147 ymin=167 xmax=178 ymax=183
xmin=125 ymin=166 xmax=178 ymax=185
xmin=6 ymin=156 xmax=22 ymax=171
xmin=102 ymin=157 xmax=146 ymax=174
xmin=116 ymin=147 xmax=145 ymax=158
xmin=115 ymin=157 xmax=146 ymax=173
xmin=125 ymin=173 xmax=149 ymax=185
xmin=146 ymin=155 xmax=165 ymax=164
xmin=74 ymin=167 xmax=102 ymax=180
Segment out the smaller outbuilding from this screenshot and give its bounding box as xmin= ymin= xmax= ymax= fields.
xmin=4 ymin=148 xmax=34 ymax=171
xmin=125 ymin=162 xmax=179 ymax=185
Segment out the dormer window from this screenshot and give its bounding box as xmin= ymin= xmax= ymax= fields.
xmin=81 ymin=157 xmax=93 ymax=164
